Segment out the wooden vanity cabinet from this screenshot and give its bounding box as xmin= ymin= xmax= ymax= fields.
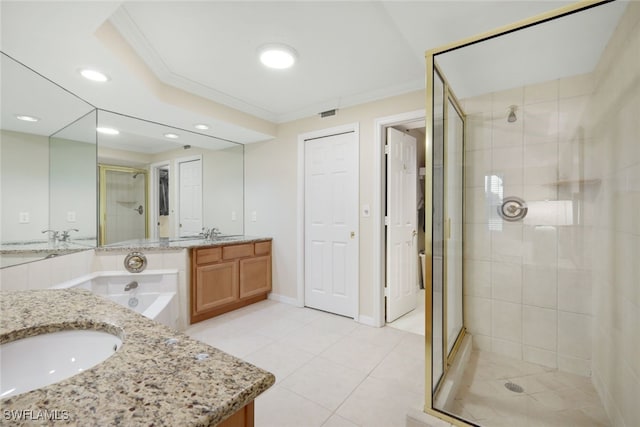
xmin=191 ymin=240 xmax=272 ymax=324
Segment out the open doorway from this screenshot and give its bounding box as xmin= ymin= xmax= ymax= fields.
xmin=373 ymin=111 xmax=426 ymax=335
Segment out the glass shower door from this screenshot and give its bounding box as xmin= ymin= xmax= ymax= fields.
xmin=445 ymin=98 xmax=464 ymax=356
xmin=99 ymin=165 xmax=148 ymax=245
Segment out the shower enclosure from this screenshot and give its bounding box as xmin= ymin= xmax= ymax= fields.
xmin=424 ymin=1 xmax=639 ymax=426
xmin=99 ymin=165 xmax=148 ymax=245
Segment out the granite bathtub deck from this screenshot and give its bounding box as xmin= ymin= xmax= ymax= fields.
xmin=0 ymin=289 xmax=275 ymax=426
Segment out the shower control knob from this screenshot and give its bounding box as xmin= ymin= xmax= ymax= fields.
xmin=498 ymin=196 xmax=528 ymax=222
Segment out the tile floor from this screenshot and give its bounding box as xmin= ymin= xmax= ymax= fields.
xmin=185 ymin=299 xmax=450 ymax=427
xmin=387 ymin=289 xmax=425 ymax=336
xmin=442 ymin=349 xmax=611 ymax=427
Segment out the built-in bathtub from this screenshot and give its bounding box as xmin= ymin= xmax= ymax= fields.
xmin=53 ymin=270 xmax=179 ymax=329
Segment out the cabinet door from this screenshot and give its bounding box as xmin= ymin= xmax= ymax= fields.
xmin=239 ymin=255 xmax=271 ymax=299
xmin=194 ymin=260 xmax=238 ymax=314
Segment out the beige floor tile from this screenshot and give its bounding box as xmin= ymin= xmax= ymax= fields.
xmin=202 ymin=332 xmax=275 ymax=358
xmin=321 ymin=414 xmax=359 ymax=427
xmin=347 ymin=323 xmax=408 ymax=351
xmin=279 ymin=324 xmax=345 ymax=355
xmin=320 ymin=335 xmax=394 ymax=374
xmin=280 ymin=356 xmax=367 ymax=411
xmin=244 ymin=341 xmax=315 ymax=383
xmin=370 ymin=349 xmax=425 ymax=395
xmin=336 ymin=376 xmax=422 ymax=427
xmin=255 ymin=385 xmax=332 ymax=427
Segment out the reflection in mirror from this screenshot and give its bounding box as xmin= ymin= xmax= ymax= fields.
xmin=0 ymin=52 xmax=96 ymax=268
xmin=50 ymin=111 xmax=98 ymax=247
xmin=96 ymin=110 xmax=244 ymax=246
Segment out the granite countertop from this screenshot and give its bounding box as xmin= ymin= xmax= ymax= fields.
xmin=97 ymin=236 xmax=272 ymax=252
xmin=0 ymin=289 xmax=275 ymax=426
xmin=0 ymin=239 xmax=96 ymax=254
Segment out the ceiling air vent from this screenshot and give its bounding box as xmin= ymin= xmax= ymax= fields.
xmin=319 ymin=109 xmax=337 ymax=118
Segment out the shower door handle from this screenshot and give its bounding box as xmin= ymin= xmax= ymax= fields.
xmin=134 ymin=205 xmax=144 ymax=215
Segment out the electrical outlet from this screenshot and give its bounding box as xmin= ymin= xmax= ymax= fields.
xmin=251 ymin=211 xmax=257 ymax=222
xmin=231 ymin=211 xmax=237 ymax=221
xmin=67 ymin=211 xmax=77 ymax=222
xmin=19 ymin=212 xmax=30 ymax=223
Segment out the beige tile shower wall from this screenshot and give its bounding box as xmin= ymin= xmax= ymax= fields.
xmin=586 ymin=3 xmax=640 ymax=426
xmin=462 ymin=73 xmax=596 ymax=376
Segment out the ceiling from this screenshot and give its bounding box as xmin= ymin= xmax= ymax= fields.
xmin=0 ymin=1 xmax=626 ymax=144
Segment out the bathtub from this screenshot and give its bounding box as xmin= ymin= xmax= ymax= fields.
xmin=53 ymin=270 xmax=179 ymax=330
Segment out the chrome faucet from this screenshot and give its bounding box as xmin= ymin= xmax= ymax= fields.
xmin=42 ymin=229 xmax=60 ymax=243
xmin=60 ymin=228 xmax=79 ymax=242
xmin=124 ymin=281 xmax=138 ymax=292
xmin=200 ymin=227 xmax=221 ymax=239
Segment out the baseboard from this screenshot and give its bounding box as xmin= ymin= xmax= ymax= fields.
xmin=267 ymin=292 xmax=300 ymax=306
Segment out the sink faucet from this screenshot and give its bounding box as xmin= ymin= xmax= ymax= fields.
xmin=200 ymin=227 xmax=221 ymax=239
xmin=42 ymin=229 xmax=60 ymax=243
xmin=124 ymin=281 xmax=138 ymax=292
xmin=60 ymin=228 xmax=79 ymax=242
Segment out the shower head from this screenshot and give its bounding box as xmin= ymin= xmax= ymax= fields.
xmin=132 ymin=173 xmax=140 ymax=179
xmin=507 ymin=105 xmax=518 ymax=123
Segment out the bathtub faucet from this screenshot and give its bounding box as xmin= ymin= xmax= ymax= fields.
xmin=124 ymin=281 xmax=139 ymax=292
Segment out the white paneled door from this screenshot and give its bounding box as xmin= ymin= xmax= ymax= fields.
xmin=386 ymin=127 xmax=418 ymax=323
xmin=178 ymin=157 xmax=202 ymax=237
xmin=304 ymin=131 xmax=358 ymax=317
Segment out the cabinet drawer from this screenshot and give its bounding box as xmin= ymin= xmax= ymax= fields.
xmin=255 ymin=241 xmax=272 ymax=256
xmin=196 ymin=247 xmax=222 ymax=264
xmin=223 ymin=244 xmax=254 ymax=260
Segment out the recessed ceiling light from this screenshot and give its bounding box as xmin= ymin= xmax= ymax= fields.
xmin=164 ymin=133 xmax=179 ymax=139
xmin=79 ymin=68 xmax=109 ymax=82
xmin=97 ymin=127 xmax=120 ymax=135
xmin=15 ymin=114 xmax=40 ymax=122
xmin=194 ymin=124 xmax=210 ymax=130
xmin=258 ymin=44 xmax=297 ymax=69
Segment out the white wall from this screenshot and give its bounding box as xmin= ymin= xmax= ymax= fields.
xmin=50 ymin=138 xmax=97 ymax=240
xmin=245 ymin=90 xmax=424 ymax=318
xmin=0 ymin=130 xmax=49 ymax=242
xmin=150 ymin=145 xmax=244 ymax=236
xmin=586 ymin=3 xmax=640 ymax=425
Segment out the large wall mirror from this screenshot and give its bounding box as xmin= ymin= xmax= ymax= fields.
xmin=1 ymin=52 xmax=246 ymax=268
xmin=96 ymin=110 xmax=244 ymax=246
xmin=1 ymin=53 xmax=97 ymax=268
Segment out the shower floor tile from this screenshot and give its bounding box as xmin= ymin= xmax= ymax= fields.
xmin=446 ymin=350 xmax=611 ymax=426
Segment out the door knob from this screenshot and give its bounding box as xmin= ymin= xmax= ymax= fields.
xmin=412 ymin=230 xmax=417 ymax=237
xmin=350 ymin=231 xmax=355 ymax=239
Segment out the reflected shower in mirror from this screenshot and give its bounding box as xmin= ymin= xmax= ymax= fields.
xmin=96 ymin=110 xmax=244 ymax=246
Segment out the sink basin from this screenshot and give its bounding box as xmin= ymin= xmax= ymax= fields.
xmin=0 ymin=329 xmax=122 ymax=399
